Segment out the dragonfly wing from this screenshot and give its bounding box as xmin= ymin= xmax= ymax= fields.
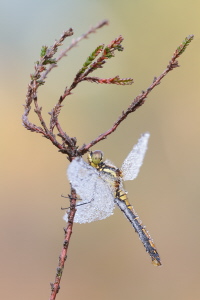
xmin=103 ymin=159 xmax=117 ymax=168
xmin=121 ymin=132 xmax=150 ymax=181
xmin=65 ymin=157 xmax=115 ymax=224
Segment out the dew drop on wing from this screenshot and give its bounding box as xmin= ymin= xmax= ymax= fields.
xmin=121 ymin=132 xmax=150 ymax=181
xmin=64 ymin=157 xmax=115 ymax=223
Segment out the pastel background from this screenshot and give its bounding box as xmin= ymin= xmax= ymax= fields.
xmin=1 ymin=1 xmax=200 ymax=299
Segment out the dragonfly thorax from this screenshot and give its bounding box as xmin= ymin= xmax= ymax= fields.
xmin=88 ymin=150 xmax=122 ymax=191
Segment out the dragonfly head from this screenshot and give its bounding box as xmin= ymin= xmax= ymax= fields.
xmin=88 ymin=150 xmax=103 ymax=168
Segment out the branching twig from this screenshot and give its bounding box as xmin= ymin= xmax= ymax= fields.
xmin=41 ymin=20 xmax=109 ymax=81
xmin=77 ymin=34 xmax=194 ymax=154
xmin=22 ymin=21 xmax=135 ymax=157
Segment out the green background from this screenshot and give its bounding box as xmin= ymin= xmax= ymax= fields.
xmin=1 ymin=1 xmax=200 ymax=299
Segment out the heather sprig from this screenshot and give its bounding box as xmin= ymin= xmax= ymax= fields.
xmin=174 ymin=35 xmax=194 ymax=58
xmin=73 ymin=35 xmax=128 ymax=87
xmin=83 ymin=75 xmax=133 ymax=85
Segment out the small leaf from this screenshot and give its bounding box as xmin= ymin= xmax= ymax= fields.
xmin=112 ymin=76 xmax=134 ymax=85
xmin=115 ymin=44 xmax=124 ymax=51
xmin=175 ymin=35 xmax=194 ymax=57
xmin=83 ymin=75 xmax=134 ymax=85
xmin=40 ymin=46 xmax=48 ymax=57
xmin=36 ymin=80 xmax=45 ymax=86
xmin=43 ymin=58 xmax=57 ymax=65
xmin=104 ymin=47 xmax=115 ymax=58
xmin=79 ymin=44 xmax=104 ymax=75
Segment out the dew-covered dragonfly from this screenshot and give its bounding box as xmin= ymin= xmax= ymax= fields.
xmin=63 ymin=133 xmax=161 ymax=266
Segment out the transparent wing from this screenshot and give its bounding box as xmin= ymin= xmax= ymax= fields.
xmin=103 ymin=159 xmax=117 ymax=169
xmin=64 ymin=157 xmax=115 ymax=224
xmin=121 ymin=132 xmax=150 ymax=181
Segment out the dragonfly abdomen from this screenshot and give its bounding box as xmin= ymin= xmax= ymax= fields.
xmin=114 ymin=196 xmax=161 ymax=266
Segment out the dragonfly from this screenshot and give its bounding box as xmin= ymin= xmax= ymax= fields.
xmin=63 ymin=133 xmax=161 ymax=266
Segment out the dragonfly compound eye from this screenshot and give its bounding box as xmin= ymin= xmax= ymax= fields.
xmin=88 ymin=150 xmax=103 ymax=166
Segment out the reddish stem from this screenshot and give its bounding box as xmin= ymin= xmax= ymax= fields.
xmin=49 ymin=188 xmax=77 ymax=300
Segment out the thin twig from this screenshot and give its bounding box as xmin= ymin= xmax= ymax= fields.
xmin=41 ymin=20 xmax=109 ymax=81
xmin=49 ymin=188 xmax=77 ymax=300
xmin=22 ymin=28 xmax=74 ymax=148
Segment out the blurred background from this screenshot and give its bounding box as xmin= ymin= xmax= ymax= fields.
xmin=1 ymin=1 xmax=200 ymax=299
